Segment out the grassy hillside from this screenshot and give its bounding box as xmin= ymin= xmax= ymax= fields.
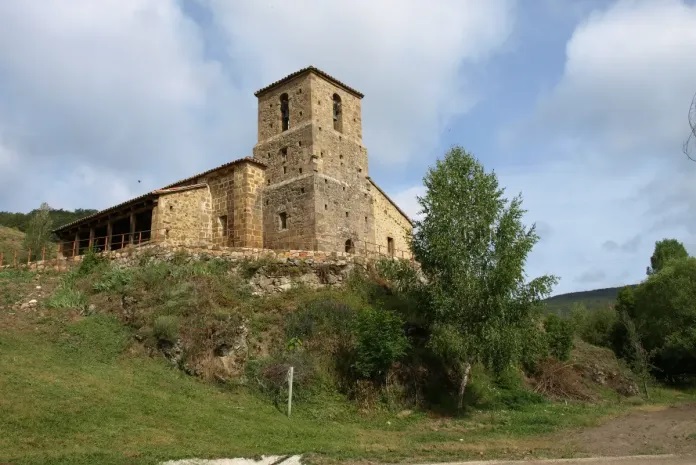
xmin=0 ymin=225 xmax=28 ymax=265
xmin=0 ymin=226 xmax=58 ymax=266
xmin=543 ymin=286 xmax=638 ymax=316
xmin=0 ymin=261 xmax=692 ymax=464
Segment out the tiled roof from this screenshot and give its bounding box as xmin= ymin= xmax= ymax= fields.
xmin=153 ymin=183 xmax=208 ymax=194
xmin=367 ymin=177 xmax=414 ymax=226
xmin=53 ymin=157 xmax=266 ymax=234
xmin=254 ymin=66 xmax=364 ymax=99
xmin=52 ymin=192 xmax=157 ymax=233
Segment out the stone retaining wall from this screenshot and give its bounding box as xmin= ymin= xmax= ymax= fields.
xmin=1 ymin=243 xmax=411 ymax=294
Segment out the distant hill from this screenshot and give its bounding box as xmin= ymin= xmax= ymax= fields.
xmin=0 ymin=208 xmax=98 ymax=233
xmin=0 ymin=225 xmax=28 ymax=264
xmin=543 ymin=285 xmax=638 ymax=316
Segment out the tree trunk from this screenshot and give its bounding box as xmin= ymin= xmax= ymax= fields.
xmin=457 ymin=361 xmax=472 ymax=410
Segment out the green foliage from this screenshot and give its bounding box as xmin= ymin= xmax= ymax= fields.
xmin=45 ymin=281 xmax=87 ymax=311
xmin=630 ymin=257 xmax=696 ymax=381
xmin=92 ymin=266 xmax=134 ymax=293
xmin=647 ymin=238 xmax=688 ymax=276
xmin=22 ymin=203 xmax=53 ymax=260
xmin=544 ymin=314 xmax=574 ymax=361
xmin=351 ymin=307 xmax=409 ymax=381
xmin=247 ymin=350 xmax=318 ymax=406
xmin=153 ymin=315 xmax=180 ymax=344
xmin=570 ymin=304 xmax=619 ymax=348
xmin=0 ymin=207 xmax=97 ymax=233
xmin=75 ymin=247 xmax=107 ymax=276
xmin=410 ymin=146 xmax=557 ymax=405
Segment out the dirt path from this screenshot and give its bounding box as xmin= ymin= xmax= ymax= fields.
xmin=567 ymin=403 xmax=696 ymax=457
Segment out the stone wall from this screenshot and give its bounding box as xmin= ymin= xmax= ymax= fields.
xmin=7 ymin=243 xmax=413 ymax=295
xmin=257 ymin=73 xmax=313 ymax=143
xmin=152 ymin=186 xmax=212 ymax=245
xmin=232 ymin=162 xmax=265 ymax=248
xmin=371 ymin=180 xmax=413 ymax=259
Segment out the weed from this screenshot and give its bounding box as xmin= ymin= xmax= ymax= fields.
xmin=45 ymin=282 xmax=87 ymax=311
xmin=153 ymin=315 xmax=179 ymax=344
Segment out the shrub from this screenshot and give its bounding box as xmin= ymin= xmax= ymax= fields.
xmin=75 ymin=247 xmax=107 ymax=276
xmin=248 ymin=351 xmax=318 ymax=406
xmin=92 ymin=266 xmax=133 ymax=293
xmin=351 ymin=306 xmax=409 ymax=381
xmin=570 ymin=305 xmax=618 ymax=348
xmin=46 ymin=282 xmax=87 ymax=310
xmin=153 ymin=315 xmax=179 ymax=344
xmin=544 ymin=314 xmax=574 ymax=361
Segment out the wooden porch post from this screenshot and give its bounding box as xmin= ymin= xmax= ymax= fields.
xmin=73 ymin=231 xmax=79 ymax=256
xmin=129 ymin=212 xmax=136 ymax=245
xmin=106 ymin=221 xmax=113 ymax=251
xmin=88 ymin=227 xmax=95 ymax=251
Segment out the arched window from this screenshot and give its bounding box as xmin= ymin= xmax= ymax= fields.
xmin=280 ymin=93 xmax=290 ymax=131
xmin=345 ymin=239 xmax=354 ymax=254
xmin=332 ymin=94 xmax=342 ymax=132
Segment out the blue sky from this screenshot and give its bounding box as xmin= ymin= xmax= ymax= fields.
xmin=1 ymin=0 xmax=695 ymax=295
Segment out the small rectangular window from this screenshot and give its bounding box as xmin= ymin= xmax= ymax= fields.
xmin=279 ymin=212 xmax=287 ymax=230
xmin=299 ymin=168 xmax=303 ymax=174
xmin=283 ymin=166 xmax=287 ymax=174
xmin=387 ymin=237 xmax=395 ymax=256
xmin=219 ymin=216 xmax=228 ymax=236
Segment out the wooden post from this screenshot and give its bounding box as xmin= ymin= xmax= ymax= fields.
xmin=58 ymin=241 xmax=63 ymax=258
xmin=13 ymin=250 xmax=17 ymax=267
xmin=88 ymin=227 xmax=95 ymax=251
xmin=138 ymin=231 xmax=142 ymax=245
xmin=27 ymin=249 xmax=31 ymax=265
xmin=129 ymin=212 xmax=136 ymax=246
xmin=41 ymin=247 xmax=45 ymax=262
xmin=287 ymin=366 xmax=294 ymax=417
xmin=121 ymin=233 xmax=125 ymax=249
xmin=106 ymin=221 xmax=113 ymax=251
xmin=73 ymin=231 xmax=79 ymax=257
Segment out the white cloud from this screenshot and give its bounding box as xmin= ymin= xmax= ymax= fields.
xmin=0 ymin=0 xmax=245 ymax=211
xmin=509 ymin=0 xmax=696 ymax=294
xmin=204 ymin=0 xmax=516 ymax=169
xmin=0 ymin=0 xmax=515 ymax=215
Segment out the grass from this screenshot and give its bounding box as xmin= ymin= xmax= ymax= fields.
xmin=0 ymin=317 xmax=645 ymax=465
xmin=1 ymin=264 xmax=695 ymax=465
xmin=0 ymin=225 xmax=28 ymax=265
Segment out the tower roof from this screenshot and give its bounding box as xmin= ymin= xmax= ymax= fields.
xmin=254 ymin=66 xmax=364 ymax=99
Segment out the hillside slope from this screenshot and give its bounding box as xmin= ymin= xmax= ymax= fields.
xmin=543 ymin=286 xmax=638 ymax=316
xmin=0 ymin=225 xmax=27 ymax=265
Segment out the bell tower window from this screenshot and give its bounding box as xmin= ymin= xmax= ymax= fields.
xmin=280 ymin=93 xmax=290 ymax=131
xmin=333 ymin=94 xmax=342 ymax=132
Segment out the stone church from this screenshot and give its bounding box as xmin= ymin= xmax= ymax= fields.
xmin=54 ymin=67 xmax=413 ymax=258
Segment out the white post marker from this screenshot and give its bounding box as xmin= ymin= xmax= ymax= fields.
xmin=287 ymin=366 xmax=294 ymax=417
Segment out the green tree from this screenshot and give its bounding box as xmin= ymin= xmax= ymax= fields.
xmin=647 ymin=238 xmax=688 ymax=275
xmin=632 ymin=257 xmax=696 ymax=381
xmin=411 ymin=146 xmax=558 ymax=409
xmin=22 ymin=203 xmax=53 ymax=260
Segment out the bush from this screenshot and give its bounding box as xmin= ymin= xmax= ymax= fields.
xmin=153 ymin=315 xmax=179 ymax=344
xmin=544 ymin=314 xmax=574 ymax=361
xmin=75 ymin=247 xmax=107 ymax=276
xmin=46 ymin=282 xmax=87 ymax=310
xmin=570 ymin=305 xmax=618 ymax=348
xmin=248 ymin=351 xmax=318 ymax=406
xmin=351 ymin=306 xmax=409 ymax=381
xmin=92 ymin=266 xmax=133 ymax=293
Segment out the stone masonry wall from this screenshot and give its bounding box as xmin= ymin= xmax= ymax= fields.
xmin=371 ymin=181 xmax=413 ymax=259
xmin=152 ymin=187 xmax=212 ymax=245
xmin=8 ymin=243 xmax=415 ymax=295
xmin=257 ymin=74 xmax=313 ymax=143
xmin=309 ymin=73 xmax=363 ymax=143
xmin=232 ymin=162 xmax=264 ymax=248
